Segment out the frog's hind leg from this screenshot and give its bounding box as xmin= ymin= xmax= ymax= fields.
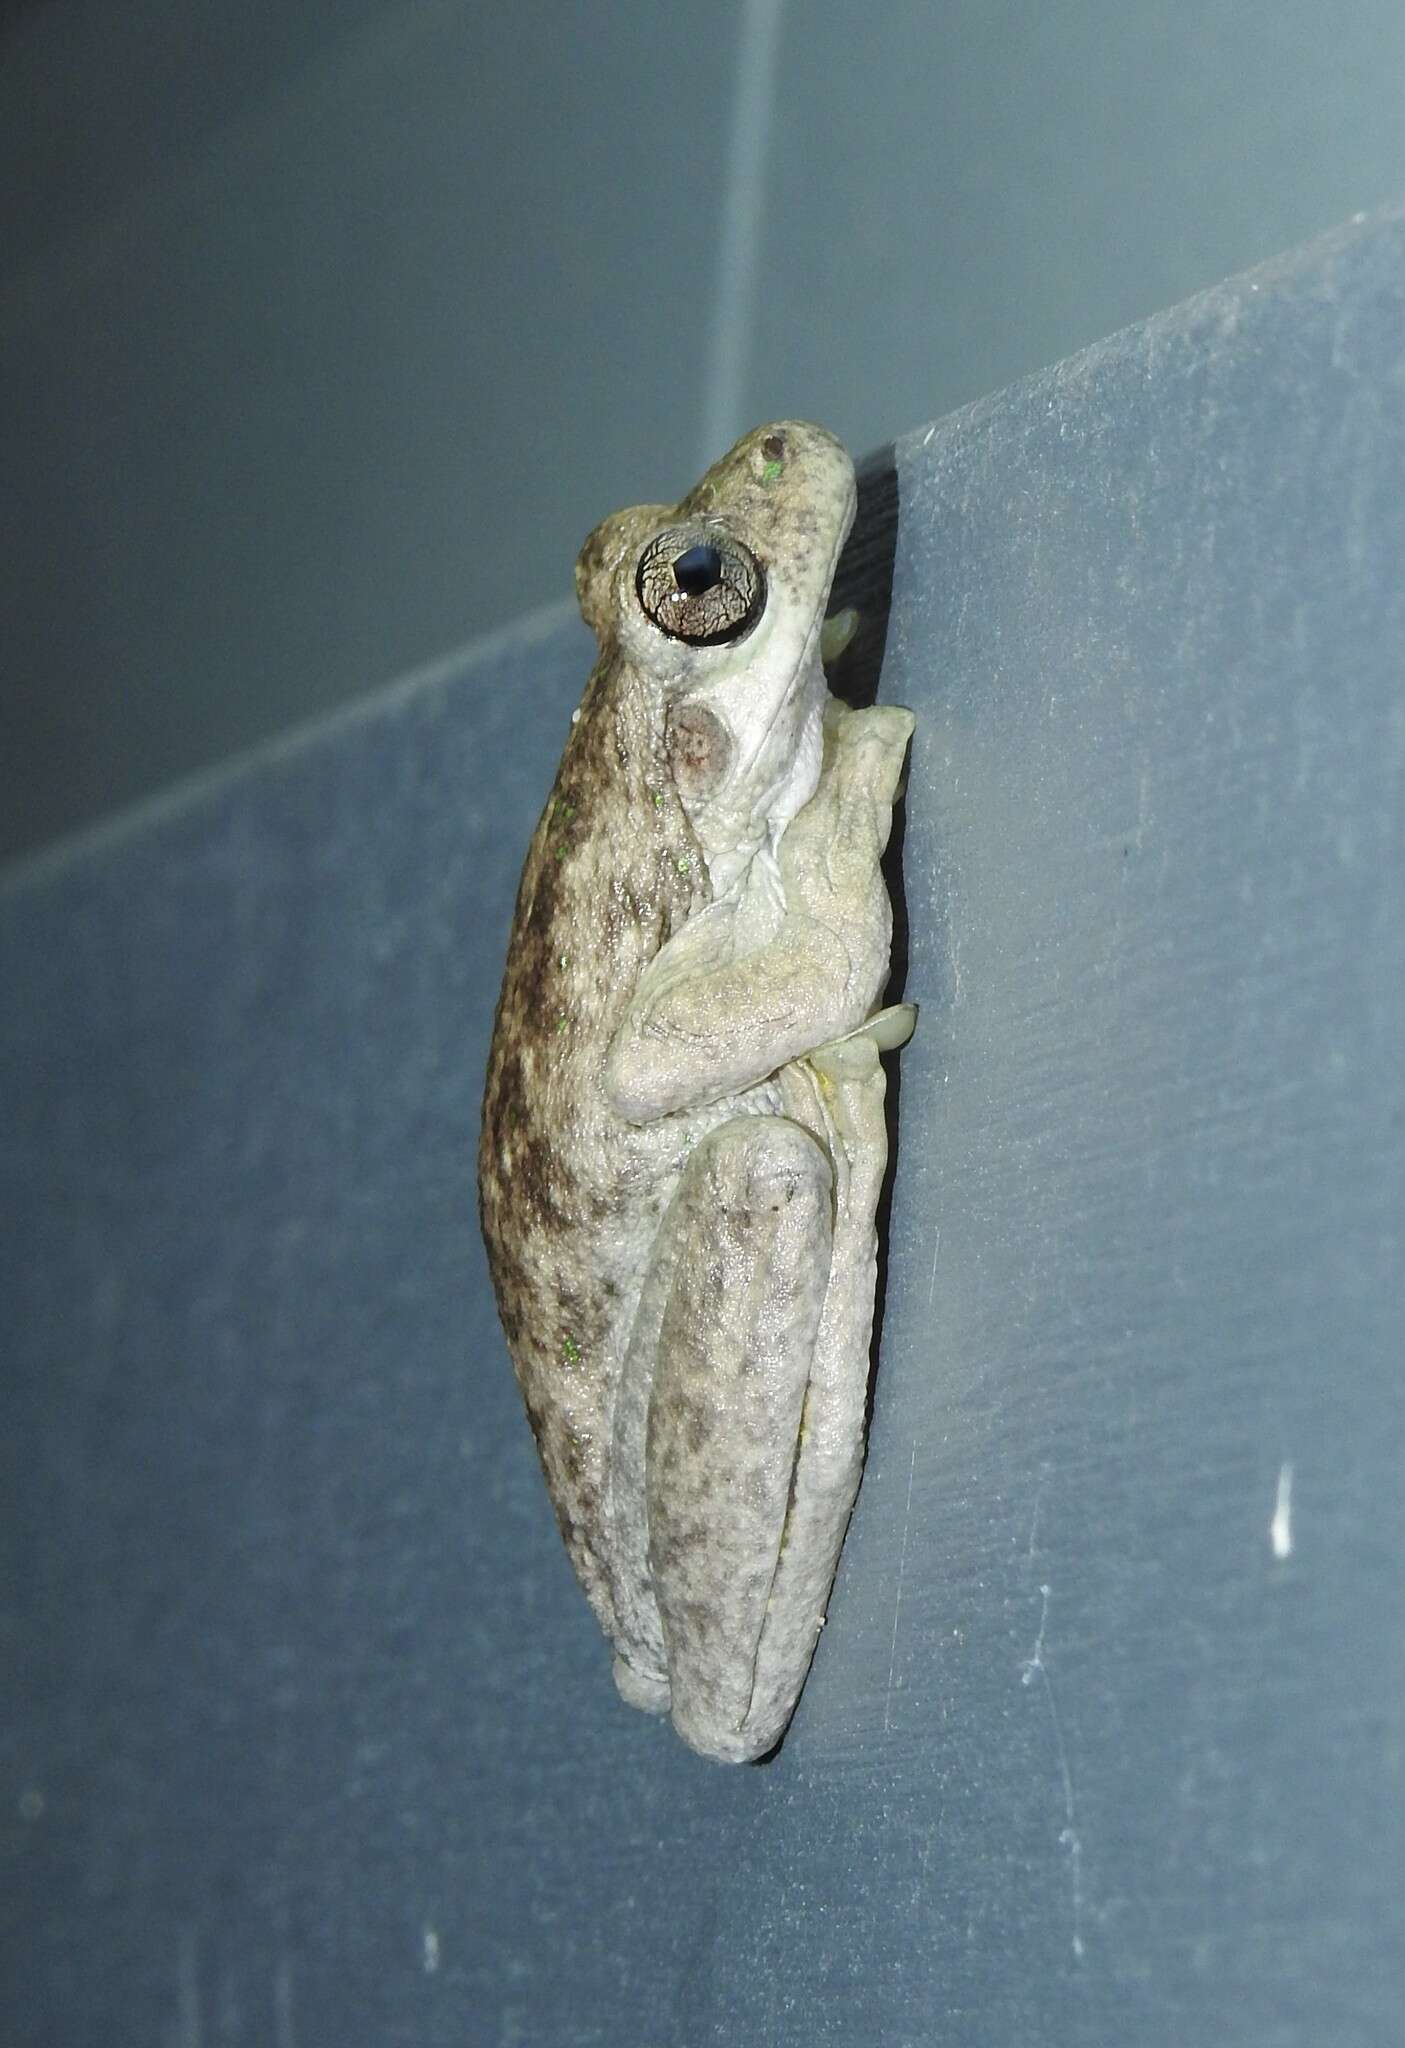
xmin=738 ymin=1020 xmax=905 ymax=1756
xmin=620 ymin=1113 xmax=835 ymax=1763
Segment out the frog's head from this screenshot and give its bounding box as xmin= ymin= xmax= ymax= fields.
xmin=575 ymin=421 xmax=856 ymax=883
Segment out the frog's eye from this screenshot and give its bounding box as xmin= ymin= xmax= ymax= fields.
xmin=635 ymin=527 xmax=765 ymax=646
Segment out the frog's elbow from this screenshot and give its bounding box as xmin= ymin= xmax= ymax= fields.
xmin=601 ymin=1023 xmax=680 ymax=1125
xmin=601 ymin=1030 xmax=654 ymax=1124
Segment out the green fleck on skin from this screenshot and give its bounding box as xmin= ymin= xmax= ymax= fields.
xmin=760 ymin=459 xmax=783 ymax=484
xmin=562 ymin=1335 xmax=581 ymax=1365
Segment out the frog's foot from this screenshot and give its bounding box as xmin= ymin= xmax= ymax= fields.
xmin=816 ymin=698 xmax=916 ymax=823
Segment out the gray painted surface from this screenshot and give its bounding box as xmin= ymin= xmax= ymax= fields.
xmin=4 ymin=208 xmax=1404 ymax=2043
xmin=5 ymin=2 xmax=1405 ymax=859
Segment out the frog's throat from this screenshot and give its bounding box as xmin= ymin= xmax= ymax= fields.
xmin=688 ymin=683 xmax=825 ymax=904
xmin=680 ymin=489 xmax=849 ymax=894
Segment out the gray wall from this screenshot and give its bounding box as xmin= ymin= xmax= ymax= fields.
xmin=5 ymin=205 xmax=1404 ymax=2045
xmin=4 ymin=0 xmax=1405 ymax=860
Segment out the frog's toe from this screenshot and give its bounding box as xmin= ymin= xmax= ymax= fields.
xmin=820 ymin=605 xmax=860 ymax=667
xmin=810 ymin=1002 xmax=918 ymax=1078
xmin=613 ymin=1653 xmax=671 ymax=1717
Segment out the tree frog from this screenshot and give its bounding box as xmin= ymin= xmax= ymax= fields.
xmin=479 ymin=421 xmax=914 ymax=1762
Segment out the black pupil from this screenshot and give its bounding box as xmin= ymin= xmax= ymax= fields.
xmin=672 ymin=543 xmax=724 ymax=596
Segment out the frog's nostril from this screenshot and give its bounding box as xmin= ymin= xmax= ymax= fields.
xmin=761 ymin=432 xmax=786 ymax=462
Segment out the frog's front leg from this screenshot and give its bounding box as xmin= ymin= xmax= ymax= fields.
xmin=602 ymin=700 xmax=914 ymax=1123
xmin=605 ymin=1112 xmax=836 ymax=1763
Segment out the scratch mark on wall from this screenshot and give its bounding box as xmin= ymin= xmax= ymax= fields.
xmin=910 ymin=1810 xmax=943 ymax=1915
xmin=926 ymin=1226 xmax=942 ymax=1309
xmin=1022 ymin=1583 xmax=1086 ymax=1960
xmin=1270 ymin=1461 xmax=1294 ymax=1560
xmin=884 ymin=1442 xmax=919 ymax=1732
xmin=1023 ymin=1463 xmax=1049 ymax=1569
xmin=946 ymin=902 xmax=964 ymax=1005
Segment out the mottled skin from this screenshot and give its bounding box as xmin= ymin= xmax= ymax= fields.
xmin=479 ymin=422 xmax=914 ymax=1761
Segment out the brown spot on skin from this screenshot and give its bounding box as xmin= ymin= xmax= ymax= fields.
xmin=682 ymin=1402 xmax=712 ymax=1458
xmin=553 ymin=1431 xmax=587 ymax=1490
xmin=666 ymin=700 xmax=733 ymax=803
xmin=677 ymin=1598 xmax=711 ymax=1642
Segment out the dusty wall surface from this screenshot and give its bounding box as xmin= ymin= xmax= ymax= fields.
xmin=4 ymin=209 xmax=1403 ymax=2044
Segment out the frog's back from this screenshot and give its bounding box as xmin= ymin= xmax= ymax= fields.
xmin=478 ymin=656 xmax=705 ymax=1625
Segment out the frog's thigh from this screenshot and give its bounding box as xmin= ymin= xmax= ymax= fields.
xmin=644 ymin=1113 xmax=833 ymax=1763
